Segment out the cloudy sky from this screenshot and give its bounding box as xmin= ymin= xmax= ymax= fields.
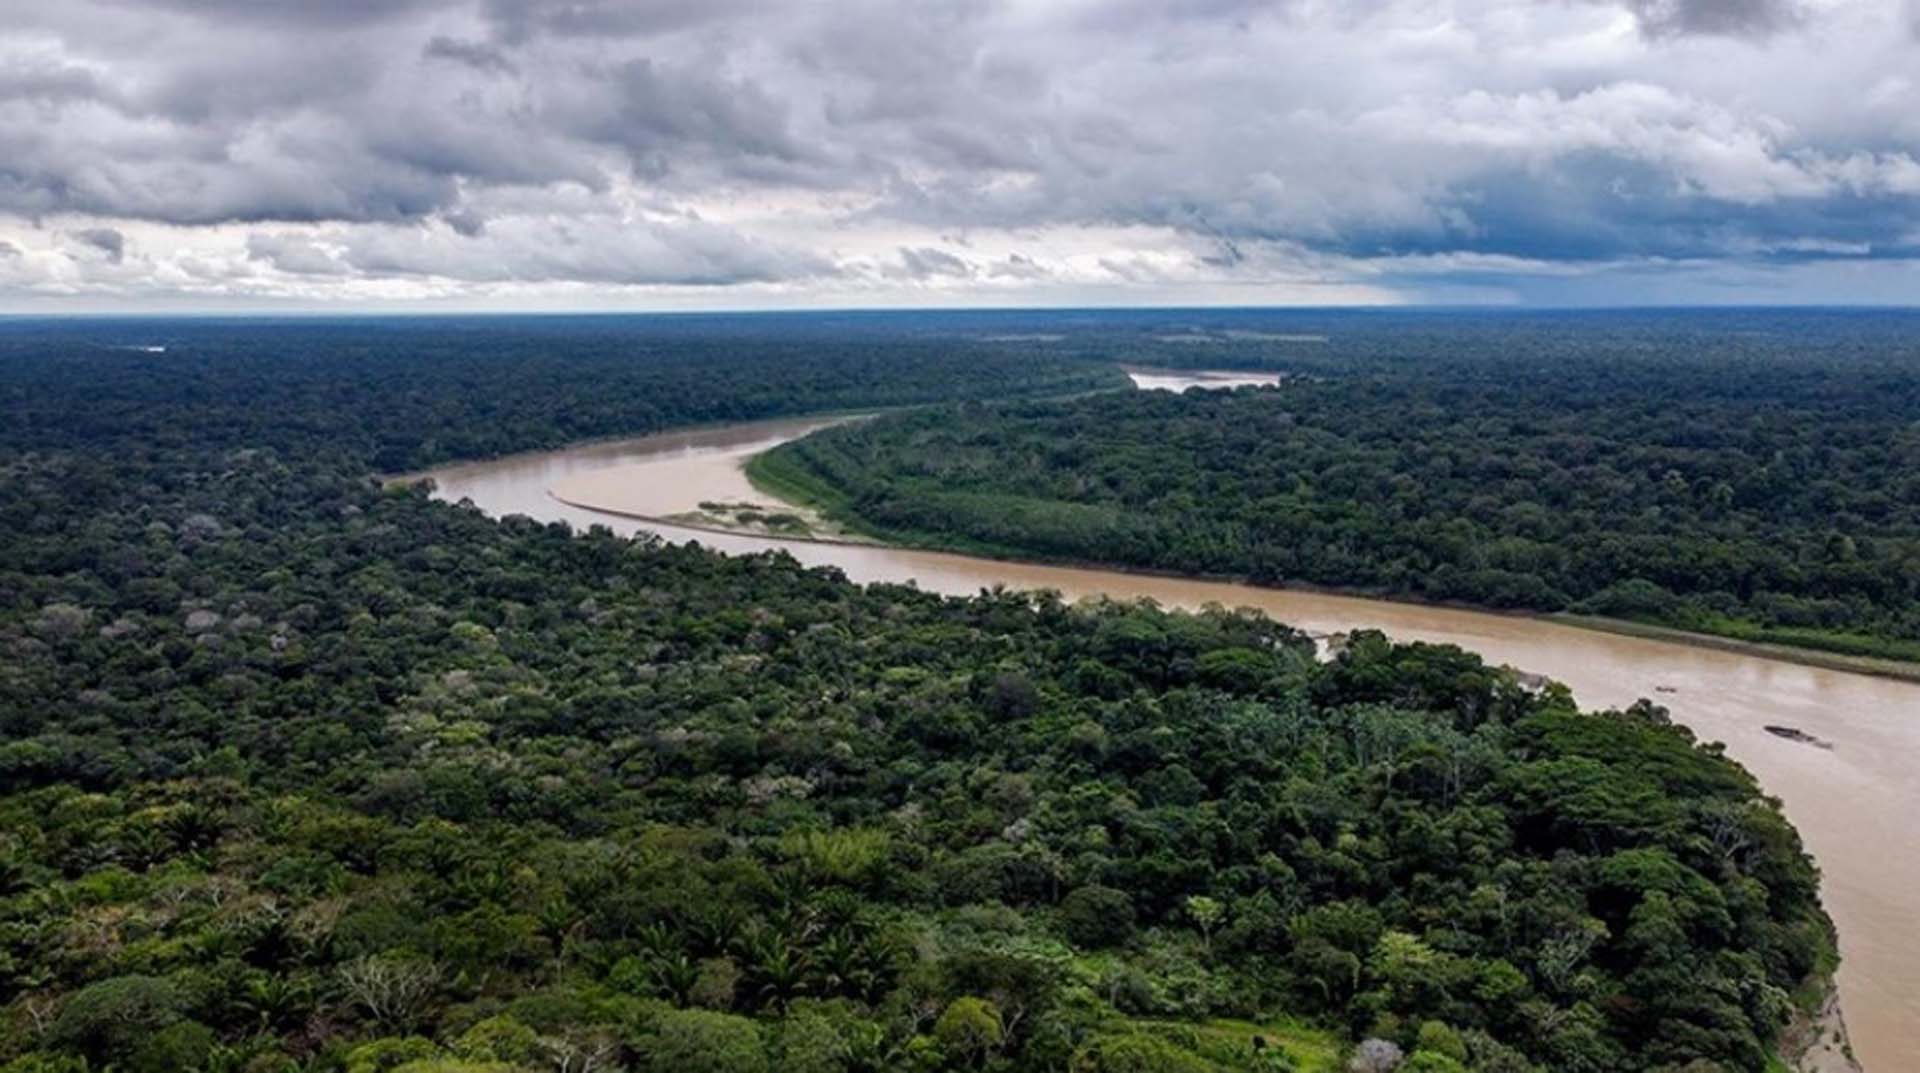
xmin=1 ymin=0 xmax=1918 ymax=310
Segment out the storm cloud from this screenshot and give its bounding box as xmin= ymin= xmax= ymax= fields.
xmin=71 ymin=228 xmax=126 ymax=263
xmin=1622 ymin=0 xmax=1804 ymax=37
xmin=0 ymin=0 xmax=1915 ymax=306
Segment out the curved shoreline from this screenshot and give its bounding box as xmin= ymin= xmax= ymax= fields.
xmin=420 ymin=414 xmax=1920 ymax=1070
xmin=552 ymin=468 xmax=1920 ymax=687
xmin=391 ymin=398 xmax=1920 ymax=686
xmin=549 ymin=447 xmax=1866 ymax=1073
xmin=550 ymin=445 xmax=1870 ymax=1072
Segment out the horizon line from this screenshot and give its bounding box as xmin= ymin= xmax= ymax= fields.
xmin=4 ymin=302 xmax=1920 ymax=321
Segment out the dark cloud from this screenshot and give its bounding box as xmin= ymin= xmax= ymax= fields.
xmin=100 ymin=0 xmax=455 ymax=27
xmin=72 ymin=228 xmax=126 ymax=263
xmin=0 ymin=241 xmax=20 ymax=260
xmin=1068 ymin=0 xmax=1284 ymax=32
xmin=443 ymin=210 xmax=488 ymax=237
xmin=0 ymin=3 xmax=816 ymax=227
xmin=888 ymin=246 xmax=974 ymax=280
xmin=585 ymin=58 xmax=812 ymax=179
xmin=0 ymin=0 xmax=1915 ymax=304
xmin=422 ymin=36 xmax=517 ymax=75
xmin=335 ymin=215 xmax=832 ymax=286
xmin=0 ymin=60 xmax=112 ymax=105
xmin=987 ymin=253 xmax=1051 ymax=280
xmin=0 ymin=131 xmax=468 ymax=226
xmin=1621 ymin=0 xmax=1802 ymax=37
xmin=481 ymin=0 xmax=766 ymax=42
xmin=1323 ymin=156 xmax=1920 ymax=264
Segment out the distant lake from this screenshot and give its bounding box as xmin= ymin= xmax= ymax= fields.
xmin=1124 ymin=366 xmax=1284 ymax=391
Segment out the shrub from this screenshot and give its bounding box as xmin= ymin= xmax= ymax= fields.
xmin=50 ymin=976 xmax=187 ymax=1059
xmin=645 ymin=1009 xmax=768 ymax=1073
xmin=1062 ymin=885 xmax=1138 ymax=949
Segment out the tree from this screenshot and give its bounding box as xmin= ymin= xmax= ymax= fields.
xmin=49 ymin=976 xmax=187 ymax=1059
xmin=0 ymin=318 xmax=1847 ymax=1073
xmin=645 ymin=1009 xmax=769 ymax=1073
xmin=1414 ymin=1022 xmax=1466 ymax=1063
xmin=338 ymin=955 xmax=443 ymax=1030
xmin=128 ymin=1019 xmax=215 ymax=1073
xmin=1348 ymin=1038 xmax=1404 ymax=1073
xmin=1071 ymin=1032 xmax=1213 ymax=1073
xmin=774 ymin=1005 xmax=857 ymax=1073
xmin=1185 ymin=896 xmax=1225 ymax=957
xmin=454 ymin=1016 xmax=539 ymax=1064
xmin=933 ymin=997 xmax=1004 ymax=1067
xmin=537 ymin=1027 xmax=621 ymax=1073
xmin=1061 ymin=885 xmax=1137 ymax=949
xmin=1399 ymin=1053 xmax=1468 ymax=1073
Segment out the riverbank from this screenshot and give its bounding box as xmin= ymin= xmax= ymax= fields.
xmin=746 ymin=446 xmax=1920 ymax=687
xmin=559 ymin=452 xmax=1870 ymax=1072
xmin=1782 ymin=977 xmax=1863 ymax=1073
xmin=419 ymin=413 xmax=1920 ymax=1071
xmin=1550 ymin=614 xmax=1920 ymax=686
xmin=378 ymin=407 xmax=887 ymax=489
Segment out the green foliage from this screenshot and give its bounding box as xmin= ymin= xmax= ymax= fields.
xmin=933 ymin=997 xmax=1005 ymax=1061
xmin=451 ymin=1016 xmax=538 ymax=1064
xmin=345 ymin=1038 xmax=441 ymax=1073
xmin=1061 ymin=885 xmax=1138 ymax=949
xmin=1071 ymin=1020 xmax=1338 ymax=1073
xmin=773 ymin=1002 xmax=875 ymax=1073
xmin=643 ymin=1008 xmax=769 ymax=1073
xmin=1073 ymin=1032 xmax=1216 ymax=1073
xmin=0 ymin=317 xmax=1125 ymax=473
xmin=1414 ymin=1022 xmax=1466 ymax=1063
xmin=49 ymin=976 xmax=187 ymax=1058
xmin=1185 ymin=897 xmax=1226 ymax=953
xmin=390 ymin=1062 xmax=518 ymax=1073
xmin=0 ymin=315 xmax=1839 ymax=1073
xmin=0 ymin=1058 xmax=89 ymax=1073
xmin=127 ymin=1021 xmax=215 ymax=1073
xmin=780 ymin=828 xmax=894 ymax=889
xmin=767 ymin=312 xmax=1920 ymax=659
xmin=1400 ymin=1052 xmax=1469 ymax=1073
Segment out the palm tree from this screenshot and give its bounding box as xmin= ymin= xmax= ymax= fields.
xmin=813 ymin=927 xmax=865 ymax=997
xmin=689 ymin=903 xmax=746 ymax=957
xmin=646 ymin=954 xmax=700 ymax=1006
xmin=741 ymin=928 xmax=811 ymax=1009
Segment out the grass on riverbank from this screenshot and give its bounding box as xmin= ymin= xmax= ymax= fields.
xmin=1552 ymin=614 xmax=1920 ymax=684
xmin=741 ymin=446 xmax=852 ymax=515
xmin=1683 ymin=612 xmax=1920 ymax=665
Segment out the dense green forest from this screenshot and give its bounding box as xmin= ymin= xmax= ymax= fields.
xmin=0 ymin=317 xmax=1127 ymax=473
xmin=762 ymin=311 xmax=1920 ymax=663
xmin=0 ymin=316 xmax=1839 ymax=1073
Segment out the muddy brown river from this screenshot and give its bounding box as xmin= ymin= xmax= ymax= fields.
xmin=421 ymin=414 xmax=1919 ymax=1071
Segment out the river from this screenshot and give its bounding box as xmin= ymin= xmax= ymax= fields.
xmin=421 ymin=412 xmax=1917 ymax=1071
xmin=1124 ymin=366 xmax=1284 ymax=391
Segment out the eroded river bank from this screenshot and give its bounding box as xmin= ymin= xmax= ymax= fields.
xmin=421 ymin=415 xmax=1914 ymax=1071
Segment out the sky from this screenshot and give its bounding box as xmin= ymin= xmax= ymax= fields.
xmin=1 ymin=0 xmax=1918 ymax=311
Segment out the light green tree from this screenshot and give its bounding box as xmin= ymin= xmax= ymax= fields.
xmin=1184 ymin=896 xmax=1225 ymax=957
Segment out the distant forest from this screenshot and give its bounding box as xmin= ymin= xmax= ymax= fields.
xmin=0 ymin=316 xmax=1129 ymax=473
xmin=761 ymin=310 xmax=1920 ymax=663
xmin=0 ymin=315 xmax=1846 ymax=1073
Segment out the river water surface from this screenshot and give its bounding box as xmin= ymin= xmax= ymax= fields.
xmin=1124 ymin=366 xmax=1284 ymax=391
xmin=423 ymin=414 xmax=1919 ymax=1071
